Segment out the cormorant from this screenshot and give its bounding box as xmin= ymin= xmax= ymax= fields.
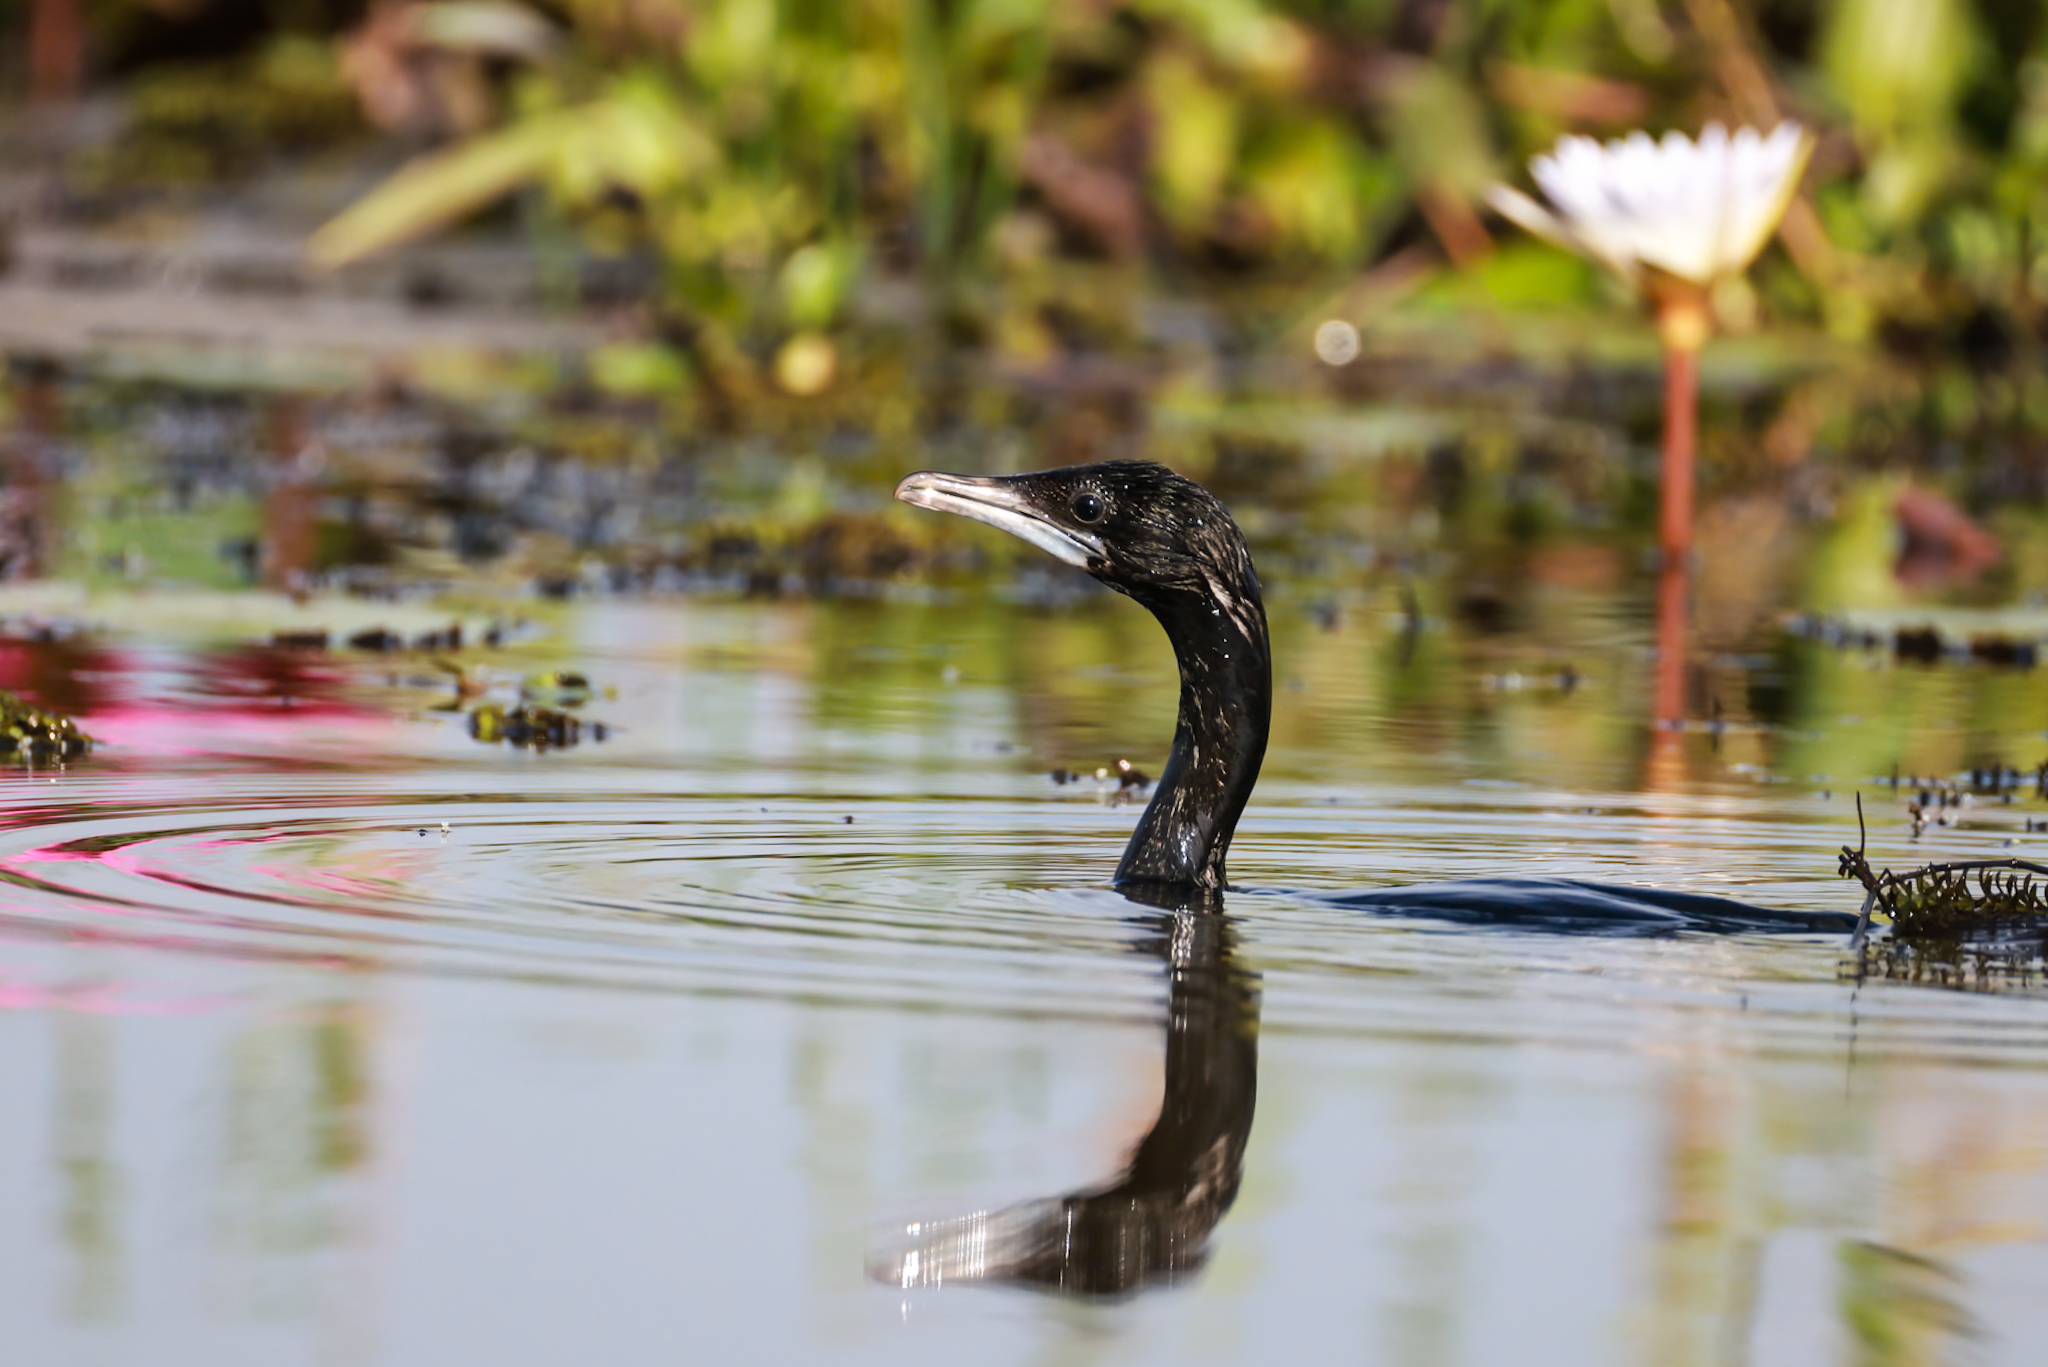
xmin=897 ymin=459 xmax=1854 ymax=934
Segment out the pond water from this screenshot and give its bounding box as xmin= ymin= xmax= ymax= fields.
xmin=3 ymin=586 xmax=2048 ymax=1365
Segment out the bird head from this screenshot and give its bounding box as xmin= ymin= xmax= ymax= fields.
xmin=895 ymin=460 xmax=1262 ymax=639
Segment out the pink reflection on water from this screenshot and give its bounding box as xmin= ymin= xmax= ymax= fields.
xmin=0 ymin=638 xmax=413 ymax=766
xmin=5 ymin=845 xmax=109 ymax=864
xmin=0 ymin=825 xmax=426 ymax=928
xmin=0 ymin=637 xmax=107 ymax=717
xmin=0 ymin=977 xmax=237 ymax=1016
xmin=83 ymin=706 xmax=405 ymax=761
xmin=247 ymin=860 xmax=413 ymax=904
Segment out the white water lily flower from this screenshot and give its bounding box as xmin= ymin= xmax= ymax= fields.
xmin=1487 ymin=122 xmax=1812 ymax=286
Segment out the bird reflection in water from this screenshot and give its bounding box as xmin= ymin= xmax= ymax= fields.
xmin=869 ymin=888 xmax=1258 ymax=1297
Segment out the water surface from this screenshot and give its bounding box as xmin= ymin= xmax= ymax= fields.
xmin=3 ymin=592 xmax=2046 ymax=1364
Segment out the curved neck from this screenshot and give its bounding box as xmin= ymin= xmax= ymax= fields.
xmin=1115 ymin=585 xmax=1271 ymax=891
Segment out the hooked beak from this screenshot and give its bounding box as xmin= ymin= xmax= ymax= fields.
xmin=894 ymin=471 xmax=1101 ymax=569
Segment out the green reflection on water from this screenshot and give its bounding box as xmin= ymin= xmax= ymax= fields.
xmin=215 ymin=1000 xmax=373 ymax=1318
xmin=56 ymin=1010 xmax=123 ymax=1323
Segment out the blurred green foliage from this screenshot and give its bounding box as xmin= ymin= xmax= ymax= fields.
xmin=291 ymin=0 xmax=2048 ymax=362
xmin=23 ymin=0 xmax=2048 ymax=382
xmin=68 ymin=36 xmax=361 ymax=186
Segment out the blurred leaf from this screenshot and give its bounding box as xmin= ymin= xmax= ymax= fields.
xmin=1147 ymin=52 xmax=1239 ymax=233
xmin=1824 ymin=0 xmax=1972 ymax=133
xmin=1385 ymin=63 xmax=1495 ymax=197
xmin=308 ymin=108 xmax=588 ymax=267
xmin=588 ymin=343 xmax=691 ymax=396
xmin=310 ymin=82 xmax=717 ymax=268
xmin=1822 ymin=0 xmax=1973 ymax=225
xmin=1138 ymin=0 xmax=1311 ymax=85
xmin=1805 ymin=477 xmax=1909 ymax=613
xmin=1242 ymin=113 xmax=1379 ymax=261
xmin=1455 ymin=240 xmax=1604 ymax=308
xmin=780 ymin=241 xmax=862 ymax=329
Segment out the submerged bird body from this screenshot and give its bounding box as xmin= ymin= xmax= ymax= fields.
xmin=897 ymin=460 xmax=1854 ymax=933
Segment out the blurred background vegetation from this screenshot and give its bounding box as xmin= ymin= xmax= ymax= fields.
xmin=12 ymin=0 xmax=2048 ymax=362
xmin=6 ymin=0 xmax=2048 ymax=622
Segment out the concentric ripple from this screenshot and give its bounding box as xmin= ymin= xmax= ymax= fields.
xmin=5 ymin=767 xmax=2048 ymax=1065
xmin=0 ymin=772 xmax=1173 ymax=1022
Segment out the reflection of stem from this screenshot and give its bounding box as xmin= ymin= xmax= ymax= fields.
xmin=1653 ymin=562 xmax=1688 ymax=731
xmin=261 ymin=398 xmax=316 ymax=593
xmin=1648 ymin=560 xmax=1689 ymax=789
xmin=1648 ymin=1067 xmax=1753 ymax=1363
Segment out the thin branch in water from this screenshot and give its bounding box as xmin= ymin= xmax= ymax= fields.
xmin=1847 ymin=793 xmax=1878 ymax=954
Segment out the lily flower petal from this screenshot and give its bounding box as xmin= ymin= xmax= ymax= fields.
xmin=1491 ymin=121 xmax=1813 ymax=287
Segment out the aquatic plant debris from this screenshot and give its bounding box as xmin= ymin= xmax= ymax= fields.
xmin=1050 ymin=760 xmax=1152 ymax=792
xmin=273 ymin=623 xmax=469 ymax=654
xmin=349 ymin=623 xmax=464 ymax=653
xmin=1786 ymin=614 xmax=2044 ymax=668
xmin=467 ymin=703 xmax=607 ymax=752
xmin=0 ymin=692 xmax=95 ymax=764
xmin=519 ymin=672 xmax=593 ymax=707
xmin=1839 ymin=795 xmax=2048 ymax=989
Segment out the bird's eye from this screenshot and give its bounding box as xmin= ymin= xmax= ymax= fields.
xmin=1071 ymin=493 xmax=1104 ymax=523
